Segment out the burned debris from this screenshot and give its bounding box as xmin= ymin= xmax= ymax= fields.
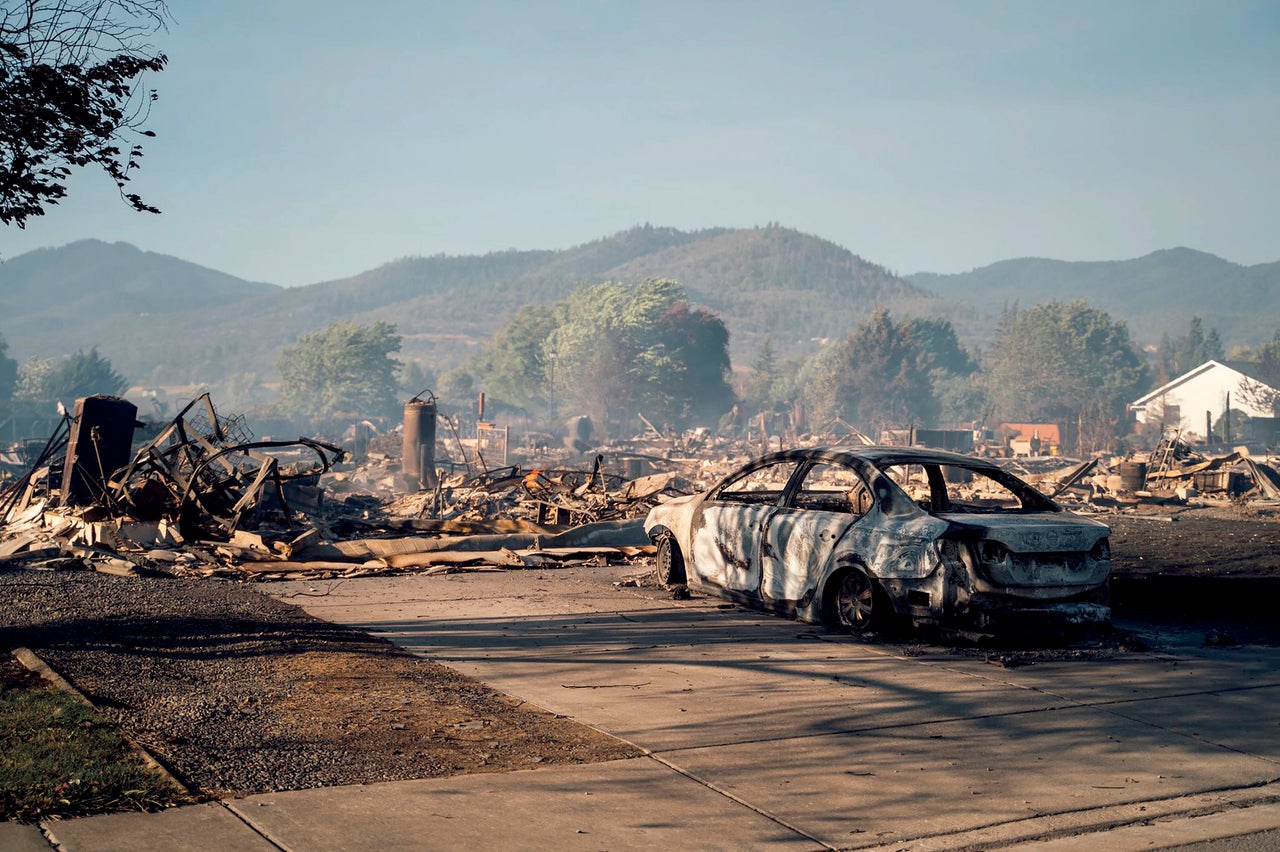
xmin=0 ymin=393 xmax=684 ymax=582
xmin=108 ymin=393 xmax=345 ymax=539
xmin=1036 ymin=427 xmax=1280 ymax=509
xmin=3 ymin=387 xmax=1279 ymax=613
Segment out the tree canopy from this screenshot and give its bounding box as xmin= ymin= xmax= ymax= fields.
xmin=473 ymin=302 xmax=565 ymax=410
xmin=903 ymin=316 xmax=977 ymax=377
xmin=277 ymin=321 xmax=402 ymax=423
xmin=0 ymin=0 xmax=168 ymax=227
xmin=0 ymin=332 xmax=15 ymax=404
xmin=15 ymin=346 xmax=127 ymax=408
xmin=801 ymin=307 xmax=939 ymax=431
xmin=986 ymin=301 xmax=1147 ymax=453
xmin=475 ymin=278 xmax=735 ymax=434
xmin=1236 ymin=330 xmax=1280 ymax=417
xmin=549 ymin=279 xmax=735 ymax=433
xmin=1155 ymin=316 xmax=1225 ymax=384
xmin=645 ymin=297 xmax=736 ymax=426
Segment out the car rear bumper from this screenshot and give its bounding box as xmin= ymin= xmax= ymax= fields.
xmin=968 ymin=600 xmax=1111 ymax=630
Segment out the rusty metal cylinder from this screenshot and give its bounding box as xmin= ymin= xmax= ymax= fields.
xmin=1118 ymin=461 xmax=1147 ymax=492
xmin=402 ymin=399 xmax=438 ymax=491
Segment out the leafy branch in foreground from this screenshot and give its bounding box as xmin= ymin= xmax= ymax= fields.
xmin=0 ymin=0 xmax=170 ymax=227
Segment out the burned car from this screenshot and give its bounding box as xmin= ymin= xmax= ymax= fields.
xmin=644 ymin=447 xmax=1112 ymax=635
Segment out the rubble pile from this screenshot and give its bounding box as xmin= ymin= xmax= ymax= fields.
xmin=4 ymin=397 xmax=1279 ymax=585
xmin=0 ymin=394 xmax=697 ymax=582
xmin=1010 ymin=429 xmax=1280 ymax=511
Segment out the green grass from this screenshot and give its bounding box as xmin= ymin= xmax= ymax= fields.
xmin=0 ymin=666 xmax=191 ymax=823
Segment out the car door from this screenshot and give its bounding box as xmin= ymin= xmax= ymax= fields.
xmin=692 ymin=459 xmax=800 ymax=595
xmin=760 ymin=461 xmax=871 ymax=605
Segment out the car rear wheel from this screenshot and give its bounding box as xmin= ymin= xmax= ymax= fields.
xmin=831 ymin=568 xmax=885 ymax=634
xmin=654 ymin=533 xmax=686 ymax=585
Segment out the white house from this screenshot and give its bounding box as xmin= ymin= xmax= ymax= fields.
xmin=1130 ymin=360 xmax=1279 ymax=439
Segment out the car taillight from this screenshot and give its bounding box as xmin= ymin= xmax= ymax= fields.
xmin=978 ymin=540 xmax=1009 ymax=565
xmin=1090 ymin=538 xmax=1111 ymax=561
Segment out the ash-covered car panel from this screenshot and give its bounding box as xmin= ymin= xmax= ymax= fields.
xmin=644 ymin=446 xmax=1113 ymax=635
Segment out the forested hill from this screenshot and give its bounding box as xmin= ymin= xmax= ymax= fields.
xmin=909 ymin=248 xmax=1280 ymax=346
xmin=600 ymin=226 xmax=934 ymax=348
xmin=273 ymin=224 xmax=936 ymax=365
xmin=7 ymin=232 xmax=1275 ymax=391
xmin=0 ymin=226 xmax=939 ymax=385
xmin=0 ymin=239 xmax=279 ymax=360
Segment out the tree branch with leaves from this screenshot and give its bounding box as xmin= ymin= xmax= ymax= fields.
xmin=0 ymin=0 xmax=169 ymax=227
xmin=1235 ymin=331 xmax=1280 ymax=417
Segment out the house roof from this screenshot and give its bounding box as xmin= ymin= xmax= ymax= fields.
xmin=999 ymin=423 xmax=1061 ymax=444
xmin=1131 ymin=359 xmax=1279 ymax=408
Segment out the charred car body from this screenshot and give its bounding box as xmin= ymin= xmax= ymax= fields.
xmin=644 ymin=447 xmax=1112 ymax=635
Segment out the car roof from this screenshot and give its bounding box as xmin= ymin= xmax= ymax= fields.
xmin=751 ymin=445 xmax=1003 ymax=470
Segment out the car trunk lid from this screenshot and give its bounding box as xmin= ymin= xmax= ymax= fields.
xmin=940 ymin=513 xmax=1111 ymax=588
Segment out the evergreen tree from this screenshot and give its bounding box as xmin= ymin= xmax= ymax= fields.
xmin=985 ymin=301 xmax=1147 ymax=453
xmin=1236 ymin=331 xmax=1280 ymax=416
xmin=801 ymin=307 xmax=938 ymax=432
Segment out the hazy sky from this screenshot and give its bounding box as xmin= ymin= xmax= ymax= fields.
xmin=3 ymin=0 xmax=1277 ymax=286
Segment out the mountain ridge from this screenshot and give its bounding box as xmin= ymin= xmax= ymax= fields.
xmin=2 ymin=230 xmax=1277 ymax=391
xmin=908 ymin=247 xmax=1279 ymax=344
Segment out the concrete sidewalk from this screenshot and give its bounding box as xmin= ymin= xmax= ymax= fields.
xmin=26 ymin=565 xmax=1280 ymax=850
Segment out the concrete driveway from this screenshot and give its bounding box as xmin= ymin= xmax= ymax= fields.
xmin=245 ymin=564 xmax=1280 ymax=850
xmin=38 ymin=563 xmax=1280 ymax=851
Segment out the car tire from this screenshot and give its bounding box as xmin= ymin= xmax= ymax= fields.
xmin=828 ymin=567 xmax=886 ymax=634
xmin=654 ymin=533 xmax=687 ymax=586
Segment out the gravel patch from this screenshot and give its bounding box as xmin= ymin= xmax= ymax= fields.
xmin=0 ymin=569 xmax=637 ymax=797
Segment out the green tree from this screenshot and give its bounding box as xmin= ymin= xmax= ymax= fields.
xmin=438 ymin=367 xmax=476 ymax=408
xmin=546 ymin=279 xmax=734 ymax=435
xmin=473 ymin=302 xmax=564 ymax=409
xmin=277 ymin=321 xmax=401 ymax=423
xmin=985 ymin=301 xmax=1147 ymax=453
xmin=904 ymin=316 xmax=976 ymax=376
xmin=934 ymin=371 xmax=989 ymax=424
xmin=765 ymin=356 xmax=806 ymax=413
xmin=649 ymin=299 xmax=735 ymax=425
xmin=1154 ymin=331 xmax=1176 ymax=385
xmin=546 ymin=282 xmax=630 ymax=431
xmin=802 ymin=307 xmax=938 ymax=432
xmin=798 ymin=341 xmax=848 ymax=428
xmin=399 ymin=360 xmax=436 ymax=398
xmin=1203 ymin=327 xmax=1225 ymax=363
xmin=14 ymin=347 xmax=127 ymax=408
xmin=1235 ymin=331 xmax=1280 ymax=416
xmin=752 ymin=338 xmax=779 ymax=388
xmin=905 ymin=316 xmax=984 ymax=423
xmin=1177 ymin=316 xmax=1225 ymax=369
xmin=1156 ymin=316 xmax=1226 ymax=383
xmin=741 ymin=337 xmax=791 ymax=410
xmin=0 ymin=1 xmax=169 ymax=226
xmin=0 ymin=333 xmax=16 ymax=404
